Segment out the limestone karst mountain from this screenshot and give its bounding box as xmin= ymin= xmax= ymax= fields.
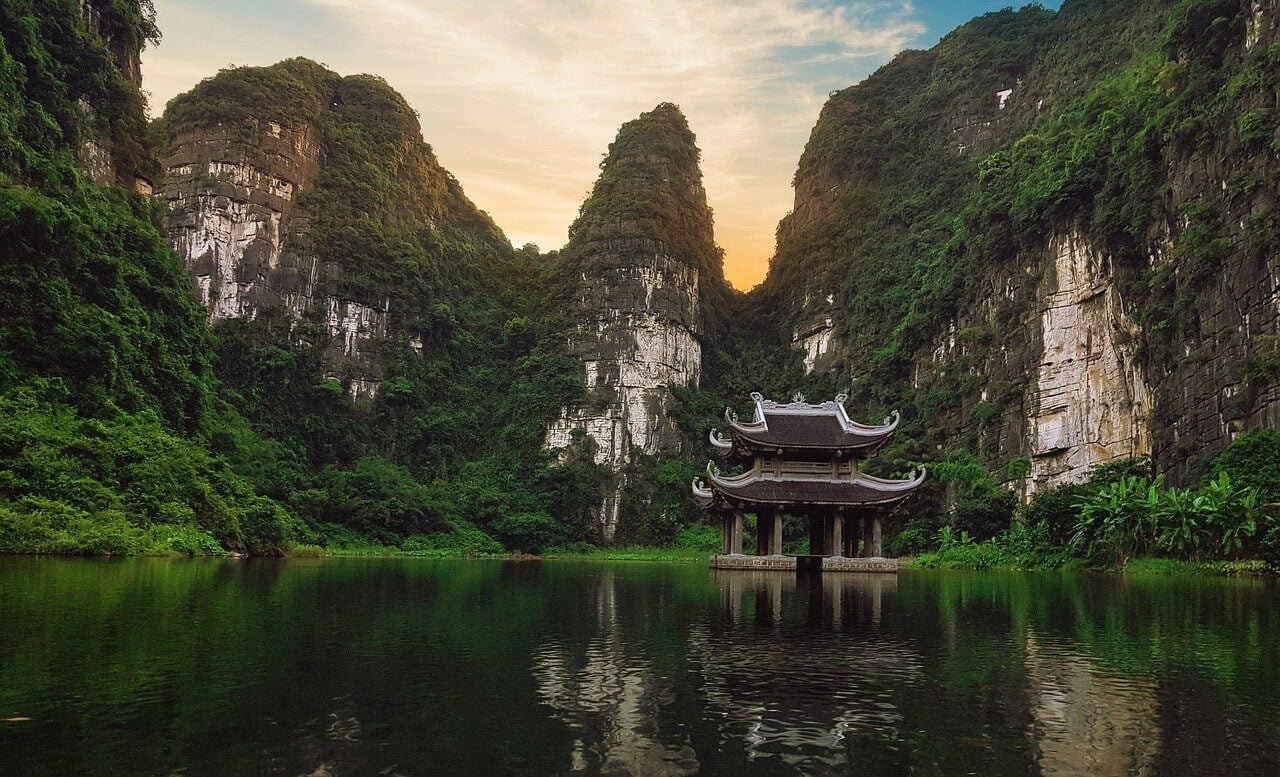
xmin=545 ymin=103 xmax=733 ymax=542
xmin=4 ymin=0 xmax=1280 ymax=556
xmin=156 ymin=58 xmax=511 ymax=400
xmin=752 ymin=0 xmax=1280 ymax=497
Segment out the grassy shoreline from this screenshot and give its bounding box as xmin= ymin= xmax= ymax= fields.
xmin=4 ymin=545 xmax=1275 ymax=576
xmin=903 ymin=553 xmax=1277 ymax=577
xmin=286 ymin=544 xmax=713 ymax=562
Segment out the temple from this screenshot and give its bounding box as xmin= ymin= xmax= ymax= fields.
xmin=693 ymin=392 xmax=925 ymax=572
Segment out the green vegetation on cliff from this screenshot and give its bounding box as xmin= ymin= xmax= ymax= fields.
xmin=737 ymin=0 xmax=1280 ymax=557
xmin=3 ymin=1 xmax=1278 ymax=560
xmin=0 ymin=1 xmax=295 ymax=554
xmin=157 ymin=59 xmax=599 ymax=553
xmin=0 ymin=11 xmax=594 ymax=556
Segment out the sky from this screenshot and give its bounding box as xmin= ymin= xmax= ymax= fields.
xmin=143 ymin=1 xmax=1060 ymax=289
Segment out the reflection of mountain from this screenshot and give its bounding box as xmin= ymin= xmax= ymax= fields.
xmin=695 ymin=573 xmax=923 ymax=768
xmin=1024 ymin=634 xmax=1160 ymax=777
xmin=531 ymin=571 xmax=700 ymax=775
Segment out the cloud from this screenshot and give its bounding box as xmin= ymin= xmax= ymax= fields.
xmin=149 ymin=0 xmax=923 ymax=287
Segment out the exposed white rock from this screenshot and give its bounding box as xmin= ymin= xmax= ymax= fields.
xmin=165 ymin=126 xmax=391 ymax=400
xmin=1026 ymin=231 xmax=1151 ymax=495
xmin=207 ymin=161 xmax=295 ymax=200
xmin=1247 ymin=1 xmax=1270 ymax=49
xmin=997 ymin=88 xmax=1013 ymax=110
xmin=324 ymin=298 xmax=389 ymax=358
xmin=174 ymin=196 xmax=284 ymax=319
xmin=77 ymin=139 xmax=113 ymax=186
xmin=545 ymin=253 xmax=702 ymax=541
xmin=795 ymin=319 xmax=835 ymax=373
xmin=348 ymin=377 xmax=381 ymax=401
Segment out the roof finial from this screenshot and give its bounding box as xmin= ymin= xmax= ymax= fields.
xmin=835 ymin=392 xmax=848 ymax=404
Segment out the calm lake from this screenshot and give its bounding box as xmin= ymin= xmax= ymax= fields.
xmin=2 ymin=558 xmax=1279 ymax=776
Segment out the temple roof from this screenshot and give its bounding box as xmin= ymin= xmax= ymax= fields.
xmin=692 ymin=465 xmax=926 ymax=509
xmin=709 ymin=392 xmax=899 ymax=456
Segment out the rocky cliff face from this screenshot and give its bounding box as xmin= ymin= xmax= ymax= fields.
xmin=163 ymin=121 xmax=320 ymax=320
xmin=159 ymin=60 xmax=508 ymax=400
xmin=74 ymin=0 xmax=156 ymax=192
xmin=546 ymin=104 xmax=727 ymax=540
xmin=757 ymin=0 xmax=1280 ymax=492
xmin=1026 ymin=232 xmax=1152 ymax=494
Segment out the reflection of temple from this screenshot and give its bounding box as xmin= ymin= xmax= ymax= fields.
xmin=531 ymin=571 xmax=700 ymax=775
xmin=696 ymin=572 xmax=924 ymax=768
xmin=694 ymin=393 xmax=924 ymax=571
xmin=1024 ymin=634 xmax=1160 ymax=776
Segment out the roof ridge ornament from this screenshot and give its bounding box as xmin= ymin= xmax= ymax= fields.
xmin=792 ymin=391 xmax=806 ymax=403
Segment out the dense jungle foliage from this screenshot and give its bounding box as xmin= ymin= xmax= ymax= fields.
xmin=0 ymin=1 xmax=298 ymax=554
xmin=2 ymin=1 xmax=1277 ymax=562
xmin=0 ymin=7 xmax=597 ymax=556
xmin=736 ymin=0 xmax=1280 ymax=563
xmin=157 ymin=59 xmax=609 ymax=554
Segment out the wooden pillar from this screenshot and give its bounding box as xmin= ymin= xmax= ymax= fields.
xmin=829 ymin=512 xmax=844 ymax=558
xmin=721 ymin=513 xmax=733 ymax=555
xmin=808 ymin=514 xmax=825 ymax=556
xmin=822 ymin=512 xmax=837 ymax=558
xmin=755 ymin=511 xmax=770 ymax=556
xmin=871 ymin=514 xmax=883 ymax=558
xmin=769 ymin=511 xmax=783 ymax=556
xmin=731 ymin=511 xmax=744 ymax=555
xmin=861 ymin=517 xmax=873 ymax=558
xmin=842 ymin=516 xmax=857 ymax=557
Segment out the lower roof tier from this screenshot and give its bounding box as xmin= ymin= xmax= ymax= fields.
xmin=693 ymin=467 xmax=926 ymax=509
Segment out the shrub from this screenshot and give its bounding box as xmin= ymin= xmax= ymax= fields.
xmin=400 ymin=520 xmax=502 ymax=556
xmin=674 ymin=523 xmax=721 ymax=552
xmin=1021 ymin=482 xmax=1093 ymax=545
xmin=929 ymin=450 xmax=1017 ymax=541
xmin=887 ymin=518 xmax=938 ymax=557
xmin=1190 ymin=472 xmax=1260 ymax=559
xmin=490 ymin=512 xmax=564 ymax=554
xmin=1210 ymin=429 xmax=1280 ymax=502
xmin=297 ymin=458 xmax=446 ymax=544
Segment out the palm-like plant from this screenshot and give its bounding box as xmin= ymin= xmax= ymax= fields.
xmin=1195 ymin=472 xmax=1259 ymax=559
xmin=1072 ymin=476 xmax=1161 ymax=565
xmin=1155 ymin=487 xmax=1204 ymax=560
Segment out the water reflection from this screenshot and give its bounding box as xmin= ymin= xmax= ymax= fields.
xmin=3 ymin=559 xmax=1280 ymax=775
xmin=1024 ymin=635 xmax=1159 ymax=776
xmin=699 ymin=572 xmax=921 ymax=770
xmin=533 ymin=570 xmax=700 ymax=775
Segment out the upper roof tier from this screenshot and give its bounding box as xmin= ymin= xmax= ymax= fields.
xmin=709 ymin=393 xmax=899 ymax=457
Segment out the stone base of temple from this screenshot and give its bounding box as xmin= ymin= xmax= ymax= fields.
xmin=710 ymin=554 xmax=899 ymax=573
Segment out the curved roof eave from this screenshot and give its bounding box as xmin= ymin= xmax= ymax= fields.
xmin=856 ymin=467 xmax=927 ymax=491
xmin=838 ymin=406 xmax=901 ymax=435
xmin=708 ymin=428 xmax=734 ymax=453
